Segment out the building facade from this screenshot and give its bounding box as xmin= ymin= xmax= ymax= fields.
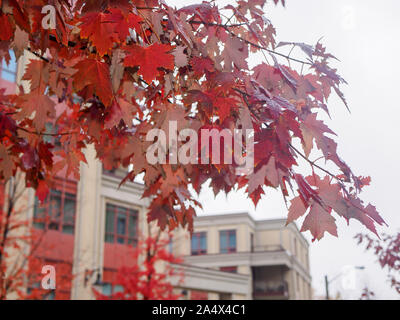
xmin=172 ymin=213 xmax=312 ymax=300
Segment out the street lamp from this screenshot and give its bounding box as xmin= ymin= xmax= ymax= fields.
xmin=325 ymin=266 xmax=365 ymax=300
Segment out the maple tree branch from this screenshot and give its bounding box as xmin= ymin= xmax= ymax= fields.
xmin=232 ymin=87 xmax=260 ymax=119
xmin=189 ymin=21 xmax=247 ymax=28
xmin=233 ymin=88 xmax=345 ymax=187
xmin=0 ymin=177 xmax=17 ymax=274
xmin=288 ymin=143 xmax=344 ymax=183
xmin=27 ymin=48 xmax=50 ymax=63
xmin=16 ymin=126 xmax=76 ymax=137
xmin=237 ymin=34 xmax=311 ymax=65
xmin=136 ymin=7 xmax=159 ymax=10
xmin=138 ymin=11 xmax=162 ymax=43
xmin=190 ymin=20 xmax=313 ymax=66
xmin=221 ymin=13 xmax=235 ymax=27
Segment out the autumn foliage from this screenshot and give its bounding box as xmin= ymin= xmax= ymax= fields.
xmin=0 ymin=0 xmax=385 ymax=240
xmin=356 ymin=233 xmax=400 ymax=295
xmin=0 ymin=176 xmax=72 ymax=300
xmin=95 ymin=233 xmax=182 ymax=300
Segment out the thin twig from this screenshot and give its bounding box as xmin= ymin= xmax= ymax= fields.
xmin=27 ymin=48 xmax=49 ymax=63
xmin=189 ymin=20 xmax=312 ymax=66
xmin=17 ymin=126 xmax=76 ymax=137
xmin=288 ymin=143 xmax=344 ymax=183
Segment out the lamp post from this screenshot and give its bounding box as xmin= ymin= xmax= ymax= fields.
xmin=325 ymin=266 xmax=365 ymax=300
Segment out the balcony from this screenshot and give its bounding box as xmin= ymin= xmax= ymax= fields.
xmin=253 ymin=281 xmax=289 ymax=299
xmin=252 ymin=245 xmax=283 ymax=252
xmin=184 ymin=245 xmax=293 ymax=269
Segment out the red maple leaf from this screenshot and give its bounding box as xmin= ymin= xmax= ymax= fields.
xmin=80 ymin=12 xmax=116 ymax=56
xmin=124 ymin=43 xmax=175 ymax=83
xmin=0 ymin=14 xmax=13 ymax=41
xmin=73 ymin=59 xmax=113 ymax=106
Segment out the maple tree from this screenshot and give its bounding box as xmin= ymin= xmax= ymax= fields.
xmin=355 ymin=232 xmax=400 ymax=296
xmin=94 ymin=231 xmax=182 ymax=300
xmin=0 ymin=0 xmax=386 ymax=240
xmin=0 ymin=174 xmax=72 ymax=300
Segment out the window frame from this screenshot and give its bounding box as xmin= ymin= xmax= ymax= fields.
xmin=0 ymin=51 xmax=17 ymax=82
xmin=220 ymin=266 xmax=237 ymax=273
xmin=191 ymin=231 xmax=207 ymax=255
xmin=219 ymin=229 xmax=237 ymax=254
xmin=104 ymin=203 xmax=138 ymax=246
xmin=33 ymin=183 xmax=77 ymax=234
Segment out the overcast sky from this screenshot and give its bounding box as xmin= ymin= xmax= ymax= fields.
xmin=167 ymin=0 xmax=400 ymax=299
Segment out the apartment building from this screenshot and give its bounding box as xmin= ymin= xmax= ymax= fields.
xmin=172 ymin=213 xmax=312 ymax=300
xmin=3 ymin=158 xmax=311 ymax=300
xmin=1 ymin=51 xmax=311 ymax=300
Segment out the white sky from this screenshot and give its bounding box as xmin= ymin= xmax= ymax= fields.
xmin=167 ymin=0 xmax=400 ymax=299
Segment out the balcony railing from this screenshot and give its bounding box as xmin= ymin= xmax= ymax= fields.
xmin=253 ymin=280 xmax=289 ymax=298
xmin=252 ymin=245 xmax=284 ymax=252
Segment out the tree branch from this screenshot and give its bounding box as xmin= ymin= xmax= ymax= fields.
xmin=16 ymin=126 xmax=77 ymax=137
xmin=288 ymin=143 xmax=344 ymax=183
xmin=188 ymin=20 xmax=312 ymax=65
xmin=27 ymin=48 xmax=50 ymax=63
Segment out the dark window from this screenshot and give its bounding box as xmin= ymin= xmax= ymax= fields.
xmin=191 ymin=232 xmax=207 ymax=255
xmin=33 ymin=189 xmax=76 ymax=234
xmin=190 ymin=290 xmax=208 ymax=300
xmin=220 ymin=266 xmax=237 ymax=273
xmin=105 ymin=203 xmax=138 ymax=246
xmin=219 ymin=292 xmax=232 ymax=300
xmin=168 ymin=238 xmax=173 ymax=253
xmin=1 ymin=51 xmax=17 ymax=82
xmin=101 ymin=283 xmax=123 ymax=296
xmin=220 ymin=230 xmax=236 ymax=253
xmin=102 ymin=166 xmax=118 ymax=176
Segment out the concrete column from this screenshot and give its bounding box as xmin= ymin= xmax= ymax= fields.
xmin=3 ymin=174 xmax=33 ymax=299
xmin=71 ymin=145 xmax=102 ymax=299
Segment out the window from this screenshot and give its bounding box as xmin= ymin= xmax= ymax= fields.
xmin=190 ymin=290 xmax=208 ymax=300
xmin=219 ymin=293 xmax=232 ymax=300
xmin=1 ymin=51 xmax=17 ymax=82
xmin=296 ymin=272 xmax=300 ymax=292
xmin=306 ymin=252 xmax=310 ymax=269
xmin=27 ymin=282 xmax=56 ymax=300
xmin=220 ymin=266 xmax=237 ymax=273
xmin=102 ymin=167 xmax=117 ymax=176
xmin=168 ymin=238 xmax=173 ymax=253
xmin=102 ymin=283 xmax=124 ymax=296
xmin=250 ymin=233 xmax=254 ymax=252
xmin=219 ymin=230 xmax=236 ymax=253
xmin=33 ymin=188 xmax=76 ymax=234
xmin=105 ymin=203 xmax=138 ymax=245
xmin=191 ymin=232 xmax=206 ymax=255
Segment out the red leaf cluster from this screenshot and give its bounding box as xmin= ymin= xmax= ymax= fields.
xmin=0 ymin=0 xmax=385 ymax=239
xmin=94 ymin=234 xmax=182 ymax=300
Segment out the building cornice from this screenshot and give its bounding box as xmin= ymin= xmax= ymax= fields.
xmin=184 ymin=250 xmax=292 ymax=269
xmin=194 ymin=212 xmax=309 ymax=248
